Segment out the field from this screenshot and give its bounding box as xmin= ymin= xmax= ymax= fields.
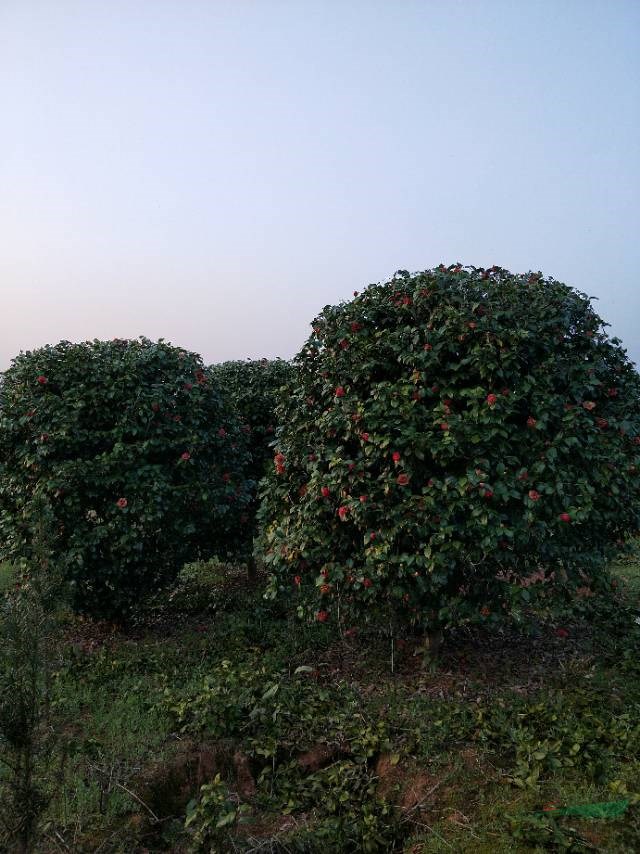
xmin=2 ymin=557 xmax=638 ymax=852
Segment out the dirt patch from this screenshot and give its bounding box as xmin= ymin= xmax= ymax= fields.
xmin=375 ymin=753 xmax=445 ymax=815
xmin=297 ymin=741 xmax=351 ymax=772
xmin=131 ymin=739 xmax=255 ymax=820
xmin=233 ymin=750 xmax=256 ymax=799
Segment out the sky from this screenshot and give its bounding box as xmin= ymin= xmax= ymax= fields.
xmin=1 ymin=0 xmax=639 ymax=371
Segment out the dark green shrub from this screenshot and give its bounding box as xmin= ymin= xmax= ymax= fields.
xmin=0 ymin=339 xmax=252 ymax=618
xmin=209 ymin=359 xmax=295 ymax=574
xmin=0 ymin=506 xmax=61 ymax=853
xmin=257 ymin=265 xmax=640 ymax=637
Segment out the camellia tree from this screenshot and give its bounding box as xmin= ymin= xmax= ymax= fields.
xmin=257 ymin=265 xmax=640 ymax=645
xmin=0 ymin=338 xmax=252 ymax=619
xmin=208 ymin=359 xmax=295 ymax=578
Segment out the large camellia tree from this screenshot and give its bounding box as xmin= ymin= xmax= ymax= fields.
xmin=0 ymin=339 xmax=252 ymax=619
xmin=257 ymin=265 xmax=640 ymax=643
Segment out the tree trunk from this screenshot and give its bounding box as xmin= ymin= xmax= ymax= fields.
xmin=425 ymin=628 xmax=443 ymax=658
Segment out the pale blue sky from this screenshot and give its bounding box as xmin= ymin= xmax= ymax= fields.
xmin=1 ymin=0 xmax=638 ymax=370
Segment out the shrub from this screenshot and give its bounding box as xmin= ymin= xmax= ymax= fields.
xmin=257 ymin=265 xmax=640 ymax=639
xmin=0 ymin=338 xmax=252 ymax=619
xmin=0 ymin=505 xmax=61 ymax=853
xmin=208 ymin=359 xmax=295 ymax=575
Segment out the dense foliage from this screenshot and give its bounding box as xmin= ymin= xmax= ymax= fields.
xmin=208 ymin=359 xmax=295 ymax=568
xmin=257 ymin=265 xmax=640 ymax=635
xmin=0 ymin=339 xmax=252 ymax=618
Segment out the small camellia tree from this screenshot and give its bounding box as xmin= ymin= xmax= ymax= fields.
xmin=257 ymin=265 xmax=640 ymax=645
xmin=208 ymin=359 xmax=295 ymax=578
xmin=0 ymin=339 xmax=252 ymax=619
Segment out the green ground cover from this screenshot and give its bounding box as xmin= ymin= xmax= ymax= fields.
xmin=2 ymin=557 xmax=639 ymax=852
xmin=0 ymin=562 xmax=13 ymax=592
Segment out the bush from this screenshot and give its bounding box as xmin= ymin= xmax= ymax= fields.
xmin=257 ymin=265 xmax=640 ymax=638
xmin=208 ymin=359 xmax=295 ymax=572
xmin=0 ymin=338 xmax=252 ymax=619
xmin=0 ymin=506 xmax=62 ymax=853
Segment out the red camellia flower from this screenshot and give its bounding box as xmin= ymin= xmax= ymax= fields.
xmin=195 ymin=370 xmax=206 ymax=384
xmin=391 ymin=451 xmax=401 ymax=463
xmin=350 ymin=321 xmax=362 ymax=332
xmin=183 ymin=382 xmax=193 ymax=391
xmin=320 ymin=568 xmax=329 ymax=578
xmin=596 ymin=418 xmax=609 ymax=429
xmin=582 ymin=400 xmax=596 ymax=411
xmin=424 ymin=343 xmax=433 ymax=351
xmin=359 ymin=494 xmax=367 ymax=502
xmin=440 ymin=422 xmax=449 ymax=431
xmin=360 ymin=432 xmax=369 ymax=442
xmin=363 ymin=578 xmax=373 ymax=588
xmin=527 ymin=416 xmax=537 ymax=428
xmin=37 ymin=375 xmax=47 ymax=385
xmin=397 ymin=474 xmax=410 ymax=486
xmin=321 ymin=486 xmax=330 ymax=498
xmin=370 ymin=532 xmax=376 ymax=540
xmin=338 ymin=506 xmax=348 ymax=520
xmin=320 ymin=583 xmax=331 ymax=594
xmin=116 ymin=498 xmax=128 ymax=508
xmin=275 ymin=464 xmax=285 ymax=475
xmin=528 ymin=489 xmax=541 ymax=501
xmin=316 ymin=610 xmax=328 ymax=622
xmin=339 ymin=339 xmax=349 ymax=350
xmin=293 ymin=575 xmax=302 ymax=587
xmin=181 ymin=451 xmax=191 ymax=461
xmin=335 ymin=386 xmax=345 ymax=398
xmin=274 ymin=453 xmax=285 ymax=464
xmin=483 ymin=489 xmax=493 ymax=499
xmin=559 ymin=512 xmax=571 ymax=523
xmin=486 ymin=393 xmax=497 ymax=406
xmin=217 ymin=427 xmax=227 ymax=438
xmin=480 ymin=606 xmax=490 ymax=617
xmin=555 ymin=627 xmax=569 ymax=638
xmin=468 ymin=321 xmax=477 ymax=329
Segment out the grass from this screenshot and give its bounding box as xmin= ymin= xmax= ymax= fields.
xmin=0 ymin=561 xmax=13 ymax=592
xmin=1 ymin=557 xmax=639 ymax=852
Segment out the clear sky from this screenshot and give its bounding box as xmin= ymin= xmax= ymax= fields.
xmin=1 ymin=0 xmax=638 ymax=371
